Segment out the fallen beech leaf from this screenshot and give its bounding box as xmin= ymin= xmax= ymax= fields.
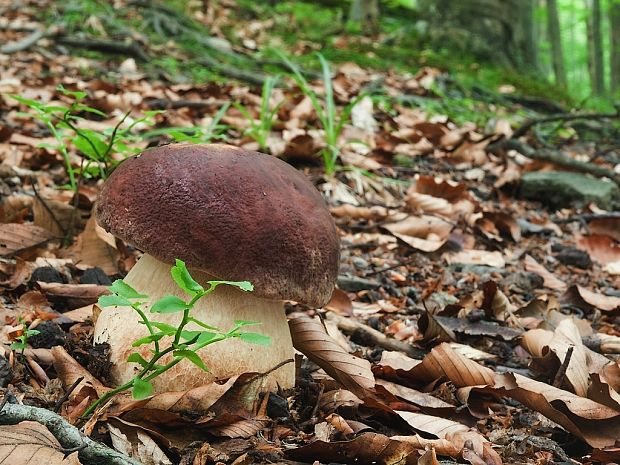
xmin=208 ymin=417 xmax=270 ymax=438
xmin=63 ymin=215 xmax=119 ymax=275
xmin=289 ymin=312 xmax=375 ymax=398
xmin=445 ymin=250 xmax=505 ymax=268
xmin=383 ymin=215 xmax=452 ymax=252
xmin=405 ymin=192 xmax=453 ymax=218
xmin=0 ymin=421 xmax=82 ymax=464
xmin=330 ymin=204 xmax=390 ymax=220
xmin=588 ymin=218 xmax=620 ymax=242
xmin=494 ymin=373 xmax=620 ymax=448
xmin=325 ymin=288 xmax=354 ymax=316
xmin=286 ymin=432 xmax=436 ymax=464
xmin=37 ymin=282 xmax=110 ymax=309
xmin=107 ymin=423 xmax=172 ymax=465
xmin=395 ymin=411 xmax=501 ymax=464
xmin=375 ymin=380 xmax=455 ymax=412
xmin=561 ymin=285 xmax=620 ymax=313
xmin=523 ymin=255 xmax=566 ymax=291
xmin=325 ymin=413 xmax=355 ymax=436
xmin=577 ymin=234 xmax=620 ymax=265
xmin=0 ymin=223 xmax=55 ymax=257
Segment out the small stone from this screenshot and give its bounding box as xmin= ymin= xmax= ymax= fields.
xmin=351 ymin=257 xmax=369 ymax=269
xmin=337 ymin=275 xmax=380 ymax=292
xmin=0 ymin=356 xmax=12 ymax=387
xmin=555 ymin=247 xmax=592 ymax=269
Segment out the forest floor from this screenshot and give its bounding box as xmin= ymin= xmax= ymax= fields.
xmin=1 ymin=1 xmax=620 ymax=464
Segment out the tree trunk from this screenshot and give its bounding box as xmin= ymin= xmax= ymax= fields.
xmin=520 ymin=0 xmax=538 ymax=70
xmin=610 ymin=0 xmax=620 ymax=95
xmin=349 ymin=0 xmax=379 ymax=33
xmin=587 ymin=0 xmax=605 ymax=95
xmin=546 ymin=0 xmax=567 ymax=87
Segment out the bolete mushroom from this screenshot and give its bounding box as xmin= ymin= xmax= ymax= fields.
xmin=94 ymin=144 xmax=339 ymax=392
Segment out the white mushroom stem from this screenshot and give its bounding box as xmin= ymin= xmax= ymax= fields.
xmin=94 ymin=254 xmax=295 ymax=393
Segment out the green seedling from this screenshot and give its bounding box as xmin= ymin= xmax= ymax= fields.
xmin=234 ymin=76 xmax=282 ymax=151
xmin=84 ymin=259 xmax=270 ymax=417
xmin=10 ymin=319 xmax=40 ymax=355
xmin=141 ymin=103 xmax=230 ymax=144
xmin=11 ymin=85 xmax=161 ymax=192
xmin=280 ymin=52 xmax=364 ymax=175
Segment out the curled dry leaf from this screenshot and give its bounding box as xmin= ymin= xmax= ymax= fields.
xmin=523 ymin=255 xmax=566 ymax=291
xmin=445 ymin=250 xmax=505 ymax=268
xmin=63 ymin=214 xmax=119 ymax=275
xmin=405 ymin=192 xmax=453 ymax=218
xmin=395 ymin=411 xmax=502 ymax=465
xmin=383 ymin=214 xmax=453 ymax=252
xmin=330 ymin=204 xmax=390 ymax=220
xmin=561 ymin=284 xmax=620 ymax=313
xmin=588 ymin=217 xmax=620 ymax=242
xmin=37 ymin=282 xmax=110 ymax=309
xmin=324 ymin=288 xmax=354 ymax=316
xmin=288 ymin=312 xmax=375 ymax=398
xmin=0 ymin=421 xmax=82 ymax=465
xmin=494 ymin=373 xmax=620 ymax=448
xmin=286 ymin=432 xmax=427 ymax=464
xmin=107 ymin=423 xmax=172 ymax=465
xmin=0 ymin=223 xmax=55 ymax=257
xmin=577 ymin=234 xmax=620 ymax=265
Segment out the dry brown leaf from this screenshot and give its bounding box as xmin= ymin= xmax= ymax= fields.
xmin=445 ymin=250 xmax=505 ymax=268
xmin=561 ymin=285 xmax=620 ymax=313
xmin=494 ymin=373 xmax=620 ymax=448
xmin=395 ymin=411 xmax=502 ymax=464
xmin=325 ymin=413 xmax=355 ymax=436
xmin=288 ymin=312 xmax=375 ymax=398
xmin=63 ymin=214 xmax=119 ymax=274
xmin=383 ymin=215 xmax=453 ymax=252
xmin=286 ymin=432 xmax=426 ymax=464
xmin=330 ymin=204 xmax=390 ymax=220
xmin=0 ymin=421 xmax=82 ymax=465
xmin=37 ymin=282 xmax=109 ymax=309
xmin=0 ymin=223 xmax=55 ymax=257
xmin=32 ymin=196 xmax=81 ymax=237
xmin=523 ymin=255 xmax=566 ymax=291
xmin=577 ymin=234 xmax=620 ymax=265
xmin=375 ymin=379 xmax=455 ymax=412
xmin=405 ymin=192 xmax=453 ymax=218
xmin=588 ymin=217 xmax=620 ymax=242
xmin=208 ymin=417 xmax=270 ymax=438
xmin=324 ymin=288 xmax=354 ymax=316
xmin=108 ymin=423 xmax=172 ymax=465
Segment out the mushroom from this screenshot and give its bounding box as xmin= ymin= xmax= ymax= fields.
xmin=94 ymin=144 xmax=339 ymax=392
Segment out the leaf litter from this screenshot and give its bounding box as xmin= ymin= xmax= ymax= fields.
xmin=0 ymin=1 xmax=620 ymax=464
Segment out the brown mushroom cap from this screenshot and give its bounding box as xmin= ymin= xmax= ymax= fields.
xmin=96 ymin=144 xmax=339 ymax=307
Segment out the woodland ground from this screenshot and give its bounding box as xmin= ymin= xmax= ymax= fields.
xmin=0 ymin=1 xmax=620 ymax=464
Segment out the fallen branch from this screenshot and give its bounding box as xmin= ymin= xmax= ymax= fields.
xmin=0 ymin=397 xmax=142 ymax=465
xmin=145 ymin=98 xmax=228 ymax=110
xmin=327 ymin=312 xmax=426 ymax=359
xmin=1 ymin=27 xmax=47 ymax=54
xmin=513 ymin=110 xmax=620 ymax=138
xmin=55 ymin=36 xmax=149 ymax=62
xmin=490 ymin=138 xmax=620 ymax=185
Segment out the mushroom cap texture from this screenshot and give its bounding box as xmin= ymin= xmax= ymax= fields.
xmin=96 ymin=144 xmax=339 ymax=307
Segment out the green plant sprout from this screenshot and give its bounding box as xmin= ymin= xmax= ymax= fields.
xmin=141 ymin=103 xmax=230 ymax=144
xmin=280 ymin=52 xmax=364 ymax=175
xmin=10 ymin=319 xmax=40 ymax=355
xmin=234 ymin=76 xmax=282 ymax=151
xmin=83 ymin=259 xmax=270 ymax=417
xmin=11 ymin=85 xmax=161 ymax=192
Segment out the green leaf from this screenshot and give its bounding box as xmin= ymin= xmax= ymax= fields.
xmin=207 ymin=280 xmax=254 ymax=293
xmin=57 ymin=84 xmax=86 ymax=101
xmin=74 ymin=103 xmax=107 ymax=117
xmin=109 ymin=280 xmax=147 ymax=300
xmin=170 ymin=259 xmax=204 ymax=295
xmin=173 ymin=349 xmax=209 ymax=372
xmin=72 ymin=130 xmax=107 ymax=160
xmin=196 ymin=331 xmax=218 ymax=345
xmin=151 ymin=295 xmax=190 ymax=314
xmin=233 ymin=320 xmax=261 ymax=328
xmin=132 ymin=332 xmax=166 ymax=347
xmin=148 ymin=321 xmax=178 ymax=336
xmin=127 ymin=353 xmax=149 ymax=367
xmin=187 ymin=317 xmax=220 ymax=331
xmin=131 ymin=377 xmax=153 ymax=399
xmin=238 ymin=332 xmax=272 ymax=346
xmin=98 ymin=294 xmax=132 ymax=307
xmin=180 ymin=330 xmax=201 ymax=342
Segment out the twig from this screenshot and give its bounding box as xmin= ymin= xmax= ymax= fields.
xmin=326 ymin=312 xmax=426 ymax=359
xmin=54 ymin=376 xmax=84 ymax=413
xmin=512 ymin=110 xmax=620 ymax=138
xmin=30 ymin=178 xmax=67 ymax=237
xmin=551 ymin=212 xmax=620 ymax=223
xmin=0 ymin=27 xmax=47 ymax=53
xmin=490 ymin=138 xmax=620 ymax=185
xmin=55 ymin=36 xmax=149 ymax=62
xmin=198 ymin=54 xmax=267 ymax=86
xmin=0 ymin=399 xmax=142 ymax=465
xmin=552 ymin=346 xmax=573 ymax=388
xmin=145 ymin=98 xmax=228 ymax=110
